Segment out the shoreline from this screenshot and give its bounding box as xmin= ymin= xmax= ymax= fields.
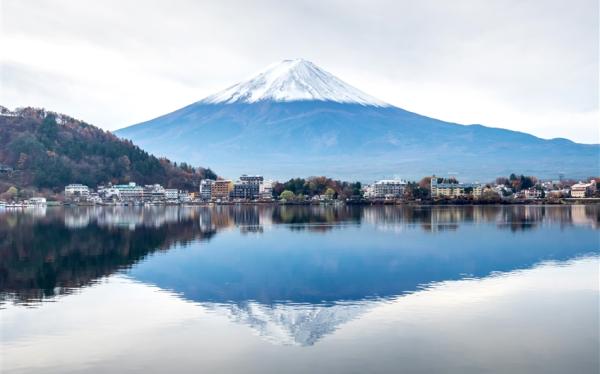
xmin=6 ymin=198 xmax=597 ymax=209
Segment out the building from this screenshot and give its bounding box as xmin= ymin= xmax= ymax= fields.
xmin=259 ymin=180 xmax=274 ymax=199
xmin=165 ymin=189 xmax=179 ymax=200
xmin=430 ymin=177 xmax=482 ymax=198
xmin=65 ymin=184 xmax=90 ymax=198
xmin=144 ymin=184 xmax=166 ymax=201
xmin=571 ymin=180 xmax=597 ymax=198
xmin=114 ymin=182 xmax=144 ymax=201
xmin=98 ymin=185 xmax=120 ymax=200
xmin=240 ymin=175 xmax=264 ymax=185
xmin=523 ymin=187 xmax=543 ymax=199
xmin=231 ymin=175 xmax=264 ymax=200
xmin=231 ymin=183 xmax=259 ymax=199
xmin=362 ymin=184 xmax=375 ymax=198
xmin=212 ymin=180 xmax=234 ymax=199
xmin=373 ymin=179 xmax=407 ymax=198
xmin=199 ymin=179 xmax=214 ymax=200
xmin=87 ymin=193 xmax=103 ymax=204
xmin=28 ymin=197 xmax=47 ymax=205
xmin=179 ymin=192 xmax=193 ymax=203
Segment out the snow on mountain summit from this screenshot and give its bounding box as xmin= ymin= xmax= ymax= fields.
xmin=200 ymin=59 xmax=388 ymax=106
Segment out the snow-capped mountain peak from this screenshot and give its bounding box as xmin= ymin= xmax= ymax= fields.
xmin=200 ymin=59 xmax=389 ymax=106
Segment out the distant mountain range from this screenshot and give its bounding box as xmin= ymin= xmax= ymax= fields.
xmin=0 ymin=107 xmax=215 ymax=193
xmin=112 ymin=59 xmax=597 ymax=181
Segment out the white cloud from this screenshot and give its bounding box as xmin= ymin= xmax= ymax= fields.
xmin=1 ymin=0 xmax=597 ymax=143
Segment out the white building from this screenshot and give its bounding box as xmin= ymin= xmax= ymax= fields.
xmin=199 ymin=179 xmax=214 ymax=200
xmin=571 ymin=180 xmax=597 ymax=198
xmin=28 ymin=197 xmax=47 ymax=205
xmin=362 ymin=184 xmax=375 ymax=198
xmin=114 ymin=182 xmax=144 ymax=201
xmin=65 ymin=184 xmax=89 ymax=197
xmin=259 ymin=180 xmax=273 ymax=199
xmin=144 ymin=184 xmax=166 ymax=201
xmin=523 ymin=188 xmax=543 ymax=199
xmin=372 ymin=179 xmax=407 ymax=198
xmin=165 ymin=189 xmax=179 ymax=200
xmin=98 ymin=186 xmax=121 ymax=200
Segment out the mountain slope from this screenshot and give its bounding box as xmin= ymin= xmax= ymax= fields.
xmin=0 ymin=107 xmax=216 ymax=193
xmin=116 ymin=60 xmax=599 ymax=181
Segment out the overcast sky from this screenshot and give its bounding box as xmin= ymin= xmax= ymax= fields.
xmin=1 ymin=0 xmax=598 ymax=143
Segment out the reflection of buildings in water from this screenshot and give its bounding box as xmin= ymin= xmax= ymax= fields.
xmin=362 ymin=205 xmax=600 ymax=233
xmin=498 ymin=205 xmax=599 ymax=231
xmin=63 ymin=206 xmax=199 ymax=229
xmin=204 ymin=301 xmax=371 ymax=346
xmin=64 ymin=213 xmax=90 ymax=229
xmin=570 ymin=205 xmax=599 ymax=229
xmin=362 ymin=206 xmax=503 ymax=232
xmin=4 ymin=204 xmax=599 ymax=234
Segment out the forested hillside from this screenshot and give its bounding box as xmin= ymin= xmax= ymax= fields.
xmin=0 ymin=107 xmax=216 ymax=196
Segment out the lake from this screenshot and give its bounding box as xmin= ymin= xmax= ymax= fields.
xmin=1 ymin=205 xmax=598 ymax=373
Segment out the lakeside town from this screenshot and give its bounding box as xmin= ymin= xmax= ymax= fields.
xmin=1 ymin=173 xmax=598 ymax=208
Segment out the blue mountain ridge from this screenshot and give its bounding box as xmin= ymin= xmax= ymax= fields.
xmin=115 ymin=100 xmax=598 ymax=181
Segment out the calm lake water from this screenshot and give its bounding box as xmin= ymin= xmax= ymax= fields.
xmin=1 ymin=205 xmax=598 ymax=373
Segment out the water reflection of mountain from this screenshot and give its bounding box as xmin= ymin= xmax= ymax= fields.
xmin=204 ymin=301 xmax=370 ymax=346
xmin=1 ymin=205 xmax=598 ymax=307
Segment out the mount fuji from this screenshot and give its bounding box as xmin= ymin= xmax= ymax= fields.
xmin=116 ymin=59 xmax=598 ymax=180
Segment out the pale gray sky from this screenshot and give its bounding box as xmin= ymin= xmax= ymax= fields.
xmin=1 ymin=0 xmax=598 ymax=143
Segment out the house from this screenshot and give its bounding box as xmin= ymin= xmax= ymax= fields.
xmin=523 ymin=187 xmax=543 ymax=199
xmin=570 ymin=180 xmax=597 ymax=198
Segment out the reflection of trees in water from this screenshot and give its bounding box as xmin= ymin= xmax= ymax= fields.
xmin=271 ymin=205 xmax=361 ymax=233
xmin=1 ymin=204 xmax=597 ymax=303
xmin=0 ymin=207 xmax=216 ymax=303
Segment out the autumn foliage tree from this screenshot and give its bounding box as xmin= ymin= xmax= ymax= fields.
xmin=0 ymin=107 xmax=217 ymax=192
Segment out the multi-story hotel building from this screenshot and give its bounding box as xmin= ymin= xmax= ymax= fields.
xmin=114 ymin=182 xmax=144 ymax=201
xmin=212 ymin=180 xmax=234 ymax=199
xmin=430 ymin=177 xmax=482 ymax=198
xmin=199 ymin=179 xmax=214 ymax=200
xmin=65 ymin=184 xmax=90 ymax=197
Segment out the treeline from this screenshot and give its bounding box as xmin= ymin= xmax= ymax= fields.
xmin=0 ymin=107 xmax=216 ymax=194
xmin=495 ymin=174 xmax=537 ymax=192
xmin=272 ymin=176 xmax=362 ymax=200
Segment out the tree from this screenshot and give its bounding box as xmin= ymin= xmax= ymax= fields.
xmin=324 ymin=187 xmax=336 ymax=199
xmin=496 ymin=177 xmax=509 ymax=186
xmin=351 ymin=182 xmax=362 ymax=197
xmin=4 ymin=186 xmax=18 ymax=200
xmin=418 ymin=177 xmax=432 ymax=190
xmin=280 ymin=190 xmax=295 ymax=201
